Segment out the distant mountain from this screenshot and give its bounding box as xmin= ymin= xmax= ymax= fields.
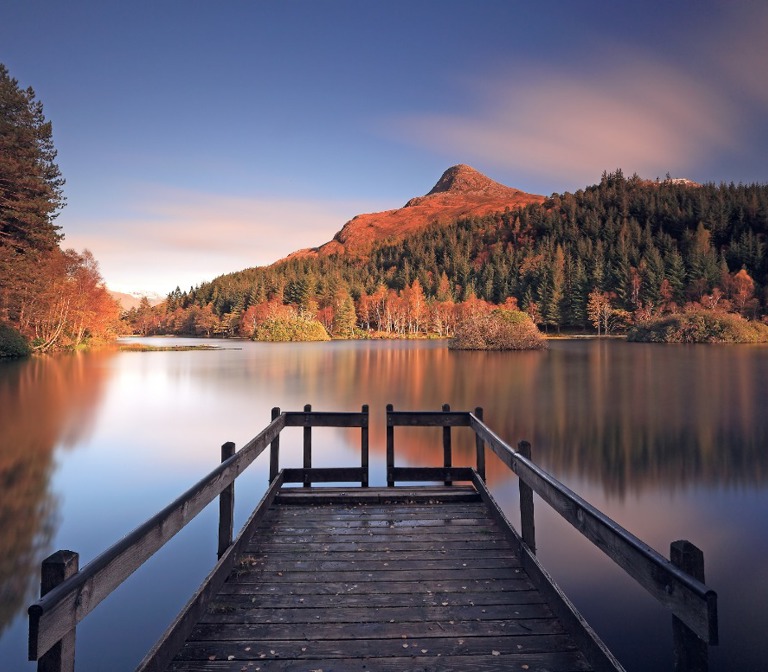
xmin=109 ymin=290 xmax=165 ymax=311
xmin=287 ymin=164 xmax=545 ymax=258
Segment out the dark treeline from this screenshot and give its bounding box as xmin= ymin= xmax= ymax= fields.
xmin=127 ymin=170 xmax=768 ymax=338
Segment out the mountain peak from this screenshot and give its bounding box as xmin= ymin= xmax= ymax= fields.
xmin=426 ymin=164 xmax=497 ymax=196
xmin=285 ymin=165 xmax=545 ymax=260
xmin=404 ymin=164 xmax=526 ymax=209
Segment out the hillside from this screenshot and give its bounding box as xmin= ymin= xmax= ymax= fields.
xmin=288 ymin=164 xmax=545 ymax=258
xmin=128 ymin=170 xmax=768 ymax=339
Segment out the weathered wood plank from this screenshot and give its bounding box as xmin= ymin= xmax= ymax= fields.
xmin=164 ymin=484 xmax=605 ymax=672
xmin=167 ymin=650 xmax=593 ymax=672
xmin=232 ymin=554 xmax=522 ymax=572
xmin=250 ymin=526 xmax=515 ymax=544
xmin=188 ymin=616 xmax=566 ymax=641
xmin=206 ymin=588 xmax=546 ymax=610
xmin=267 ymin=502 xmax=490 ymax=519
xmin=213 ymin=567 xmax=528 ymax=585
xmin=282 ymin=411 xmax=368 ymax=427
xmin=262 ymin=515 xmax=496 ymax=529
xmin=387 ymin=410 xmax=472 ymax=427
xmin=390 ymin=466 xmax=476 ymax=483
xmin=281 ymin=467 xmax=367 ymax=483
xmin=216 ymin=576 xmax=535 ymax=595
xmin=174 ymin=632 xmax=579 ymax=661
xmin=197 ymin=602 xmax=557 ymax=625
xmin=252 ymin=539 xmax=516 ymax=554
xmin=276 ymin=485 xmax=480 ymax=504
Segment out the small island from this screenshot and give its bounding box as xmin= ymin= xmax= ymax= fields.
xmin=450 ymin=308 xmax=547 ymax=350
xmin=628 ymin=309 xmax=768 ymax=343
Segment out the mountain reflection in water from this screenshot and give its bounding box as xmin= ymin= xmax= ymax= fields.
xmin=0 ymin=338 xmax=766 ymax=671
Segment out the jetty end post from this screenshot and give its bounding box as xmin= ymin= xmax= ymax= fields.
xmin=518 ymin=440 xmax=536 ymax=554
xmin=671 ymin=540 xmax=710 ymax=672
xmin=218 ymin=441 xmax=236 ymax=559
xmin=386 ymin=404 xmax=394 ymax=487
xmin=361 ymin=404 xmax=369 ymax=487
xmin=303 ymin=404 xmax=312 ymax=487
xmin=269 ymin=407 xmax=281 ymax=482
xmin=474 ymin=407 xmax=485 ymax=482
xmin=442 ymin=403 xmax=452 ymax=486
xmin=37 ymin=550 xmax=79 ymax=672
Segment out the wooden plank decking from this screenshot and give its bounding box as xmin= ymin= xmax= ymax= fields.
xmin=30 ymin=407 xmax=717 ymax=672
xmin=166 ymin=486 xmax=595 ymax=671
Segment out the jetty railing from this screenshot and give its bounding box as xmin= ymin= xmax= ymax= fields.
xmin=386 ymin=403 xmax=718 ymax=671
xmin=27 ymin=405 xmax=368 ymax=672
xmin=29 ymin=404 xmax=716 ymax=672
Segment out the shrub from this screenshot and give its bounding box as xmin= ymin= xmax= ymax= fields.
xmin=253 ymin=314 xmax=330 ymax=342
xmin=627 ymin=309 xmax=768 ymax=343
xmin=449 ymin=309 xmax=547 ymax=350
xmin=0 ymin=323 xmax=32 ymax=358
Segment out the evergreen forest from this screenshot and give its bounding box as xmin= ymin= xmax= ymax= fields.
xmin=127 ymin=171 xmax=768 ymax=341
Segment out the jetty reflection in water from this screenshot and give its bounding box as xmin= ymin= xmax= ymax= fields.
xmin=0 ymin=338 xmax=766 ymax=671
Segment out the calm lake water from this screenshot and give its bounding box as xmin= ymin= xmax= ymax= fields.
xmin=1 ymin=338 xmax=766 ymax=671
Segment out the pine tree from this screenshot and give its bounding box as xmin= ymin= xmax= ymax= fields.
xmin=0 ymin=63 xmax=65 ymax=252
xmin=1 ymin=63 xmax=66 ymax=327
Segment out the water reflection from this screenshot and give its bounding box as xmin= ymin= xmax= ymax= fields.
xmin=2 ymin=339 xmax=767 ymax=671
xmin=240 ymin=340 xmax=768 ymax=496
xmin=0 ymin=353 xmax=111 ymax=635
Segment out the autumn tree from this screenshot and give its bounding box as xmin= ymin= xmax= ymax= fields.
xmin=729 ymin=269 xmax=757 ymax=317
xmin=1 ymin=64 xmax=120 ymax=351
xmin=587 ymin=290 xmax=614 ymax=336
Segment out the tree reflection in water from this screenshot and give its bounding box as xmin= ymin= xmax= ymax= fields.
xmin=0 ymin=352 xmax=111 ymax=635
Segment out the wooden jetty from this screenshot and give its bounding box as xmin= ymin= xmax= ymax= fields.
xmin=28 ymin=405 xmax=718 ymax=671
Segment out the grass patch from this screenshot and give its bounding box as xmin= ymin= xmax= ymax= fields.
xmin=118 ymin=343 xmax=236 ymax=352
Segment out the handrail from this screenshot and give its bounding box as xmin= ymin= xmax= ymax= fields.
xmin=28 ymin=406 xmax=372 ymax=665
xmin=468 ymin=412 xmax=718 ymax=645
xmin=28 ymin=413 xmax=286 ymax=661
xmin=383 ymin=404 xmax=717 ymax=648
xmin=29 ymin=405 xmax=718 ymax=671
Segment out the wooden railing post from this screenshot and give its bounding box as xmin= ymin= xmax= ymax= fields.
xmin=442 ymin=404 xmax=452 ymax=485
xmin=217 ymin=442 xmax=236 ymax=559
xmin=474 ymin=407 xmax=486 ymax=482
xmin=303 ymin=404 xmax=312 ymax=487
xmin=38 ymin=550 xmax=79 ymax=672
xmin=671 ymin=541 xmax=709 ymax=672
xmin=386 ymin=404 xmax=394 ymax=487
xmin=269 ymin=407 xmax=281 ymax=482
xmin=518 ymin=441 xmax=536 ymax=554
xmin=361 ymin=404 xmax=369 ymax=487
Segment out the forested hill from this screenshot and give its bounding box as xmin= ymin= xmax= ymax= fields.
xmin=132 ymin=170 xmax=768 ymax=337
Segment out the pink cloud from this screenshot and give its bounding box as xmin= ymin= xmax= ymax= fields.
xmin=396 ymin=59 xmax=738 ymax=186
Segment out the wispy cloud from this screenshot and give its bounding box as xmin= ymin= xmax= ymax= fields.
xmin=392 ymin=4 xmax=768 ymax=189
xmin=396 ymin=61 xmax=737 ymax=187
xmin=63 ymin=187 xmax=385 ymax=294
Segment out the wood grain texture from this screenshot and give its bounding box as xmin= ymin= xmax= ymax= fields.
xmin=167 ymin=486 xmax=605 ymax=672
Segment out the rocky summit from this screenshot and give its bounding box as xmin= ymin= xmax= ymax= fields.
xmin=288 ymin=165 xmax=544 ymax=259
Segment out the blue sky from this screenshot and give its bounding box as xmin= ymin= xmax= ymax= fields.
xmin=3 ymin=1 xmax=768 ymax=294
